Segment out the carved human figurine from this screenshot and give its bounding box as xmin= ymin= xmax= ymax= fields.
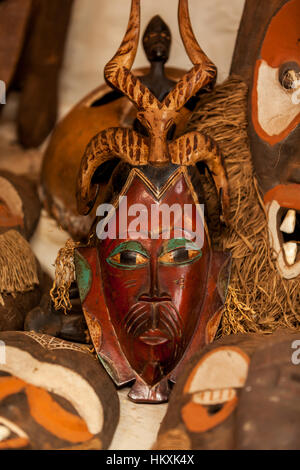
xmin=73 ymin=0 xmax=231 ymax=403
xmin=231 ymin=0 xmax=300 ymax=279
xmin=139 ymin=15 xmax=176 ymax=101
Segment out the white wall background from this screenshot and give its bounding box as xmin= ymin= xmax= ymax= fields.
xmin=59 ymin=0 xmax=245 ymax=116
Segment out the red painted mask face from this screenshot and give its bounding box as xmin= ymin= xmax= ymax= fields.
xmin=98 ymin=171 xmax=209 ymax=388
xmin=250 ymin=0 xmax=300 ymax=278
xmin=75 ymin=166 xmax=230 ymax=403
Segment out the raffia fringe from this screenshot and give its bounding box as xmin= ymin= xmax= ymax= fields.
xmin=0 ymin=229 xmax=39 ymax=305
xmin=50 ymin=238 xmax=80 ymax=314
xmin=189 ymin=75 xmax=300 ymax=335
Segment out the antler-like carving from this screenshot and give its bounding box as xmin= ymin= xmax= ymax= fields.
xmin=104 ymin=0 xmax=217 ymax=166
xmin=77 ymin=128 xmax=149 ymax=215
xmin=77 ymin=0 xmax=228 ymax=220
xmin=162 ymin=0 xmax=217 ymax=112
xmin=169 ymin=131 xmax=229 ymax=223
xmin=104 ymin=0 xmax=161 ymax=113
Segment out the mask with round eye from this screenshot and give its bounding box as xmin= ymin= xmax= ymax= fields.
xmin=232 ymin=0 xmax=300 ymax=280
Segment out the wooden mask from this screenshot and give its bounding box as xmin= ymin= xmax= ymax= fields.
xmin=154 ymin=330 xmax=300 ymax=450
xmin=75 ymin=0 xmax=231 ymax=403
xmin=231 ymin=0 xmax=300 ymax=279
xmin=0 ymin=332 xmax=119 ymax=450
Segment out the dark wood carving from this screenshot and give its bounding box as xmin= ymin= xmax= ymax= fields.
xmin=74 ymin=0 xmax=231 ymax=403
xmin=0 ymin=0 xmax=73 ymax=148
xmin=0 ymin=171 xmax=42 ymax=331
xmin=0 ymin=0 xmax=32 ymax=89
xmin=24 ymin=290 xmax=90 ymax=345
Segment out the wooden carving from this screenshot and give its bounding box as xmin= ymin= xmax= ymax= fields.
xmin=0 ymin=171 xmax=42 ymax=331
xmin=0 ymin=0 xmax=73 ymax=148
xmin=154 ymin=330 xmax=300 ymax=450
xmin=0 ymin=331 xmax=119 ymax=449
xmin=231 ymin=0 xmax=300 ymax=279
xmin=74 ymin=0 xmax=231 ymax=403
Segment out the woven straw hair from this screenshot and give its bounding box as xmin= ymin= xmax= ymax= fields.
xmin=188 ymin=75 xmax=300 ymax=335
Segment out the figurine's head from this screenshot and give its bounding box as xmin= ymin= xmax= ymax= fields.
xmin=75 ymin=0 xmax=230 ymax=403
xmin=143 ymin=15 xmax=171 ymax=63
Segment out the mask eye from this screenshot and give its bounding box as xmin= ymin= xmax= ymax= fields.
xmin=159 ymin=248 xmax=201 ymax=265
xmin=109 ymin=251 xmax=148 ymax=268
xmin=107 ymin=242 xmax=149 ymax=270
xmin=159 ymin=239 xmax=202 ymax=266
xmin=279 ymin=63 xmax=300 ymax=91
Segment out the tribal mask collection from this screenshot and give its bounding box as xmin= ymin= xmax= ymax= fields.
xmin=74 ymin=0 xmax=231 ymax=402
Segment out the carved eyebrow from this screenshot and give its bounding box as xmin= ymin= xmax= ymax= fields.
xmin=160 ymin=238 xmax=202 ymax=254
xmin=108 ymin=241 xmax=149 ymax=258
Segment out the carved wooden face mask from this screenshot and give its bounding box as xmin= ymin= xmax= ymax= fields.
xmin=75 ymin=0 xmax=231 ymax=403
xmin=0 ymin=332 xmax=119 ymax=450
xmin=232 ymin=0 xmax=300 ymax=279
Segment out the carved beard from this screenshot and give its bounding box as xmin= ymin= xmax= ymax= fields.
xmin=119 ymin=301 xmax=184 ymax=384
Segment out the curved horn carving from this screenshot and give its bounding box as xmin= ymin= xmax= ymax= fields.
xmin=162 ymin=0 xmax=217 ymax=112
xmin=179 ymin=0 xmax=211 ymax=66
xmin=104 ymin=0 xmax=161 ymax=112
xmin=77 ymin=128 xmax=149 ymax=215
xmin=169 ymin=131 xmax=230 ymax=223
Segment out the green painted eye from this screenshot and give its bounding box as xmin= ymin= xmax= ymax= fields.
xmin=106 ymin=241 xmax=149 ymax=270
xmin=159 ymin=238 xmax=202 ymax=266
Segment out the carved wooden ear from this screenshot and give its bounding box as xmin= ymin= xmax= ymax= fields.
xmin=161 ymin=0 xmax=217 ymax=113
xmin=76 ymin=128 xmax=149 ymax=215
xmin=169 ymin=131 xmax=230 ymax=224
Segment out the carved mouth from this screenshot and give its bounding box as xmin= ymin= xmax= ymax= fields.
xmin=0 ymin=417 xmax=29 ymax=449
xmin=267 ymin=200 xmax=300 ymax=279
xmin=139 ymin=329 xmax=170 ymax=346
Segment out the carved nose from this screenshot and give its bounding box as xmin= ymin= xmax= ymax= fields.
xmin=140 ymin=256 xmax=171 ymax=302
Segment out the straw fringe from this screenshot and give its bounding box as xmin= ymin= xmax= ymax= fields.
xmin=189 ymin=75 xmax=300 ymax=335
xmin=0 ymin=230 xmax=39 ymax=304
xmin=50 ymin=238 xmax=80 ymax=314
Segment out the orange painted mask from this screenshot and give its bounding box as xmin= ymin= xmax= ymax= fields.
xmin=233 ymin=0 xmax=300 ymax=279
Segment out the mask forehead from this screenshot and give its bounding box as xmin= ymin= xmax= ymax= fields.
xmin=261 ymin=0 xmax=300 ymax=66
xmin=251 ymin=0 xmax=300 ymax=150
xmin=98 ymin=168 xmax=208 ymax=248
